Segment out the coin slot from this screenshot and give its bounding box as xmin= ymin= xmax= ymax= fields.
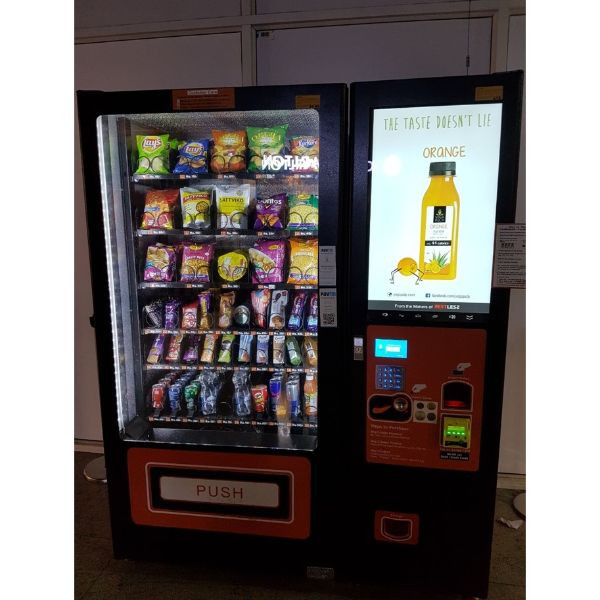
xmin=441 ymin=381 xmax=473 ymax=411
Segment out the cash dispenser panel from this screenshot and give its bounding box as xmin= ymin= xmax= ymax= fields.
xmin=365 ymin=325 xmax=486 ymax=471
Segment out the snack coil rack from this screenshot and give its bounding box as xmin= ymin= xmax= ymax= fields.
xmin=126 ymin=116 xmax=322 ymax=447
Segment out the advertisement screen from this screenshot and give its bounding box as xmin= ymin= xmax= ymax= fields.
xmin=368 ymin=104 xmax=503 ymax=314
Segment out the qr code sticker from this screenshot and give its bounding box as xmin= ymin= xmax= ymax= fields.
xmin=321 ymin=313 xmax=335 ymax=325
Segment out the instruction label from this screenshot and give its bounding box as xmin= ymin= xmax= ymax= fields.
xmin=319 ymin=246 xmax=336 ymax=286
xmin=319 ymin=288 xmax=337 ymax=328
xmin=493 ymin=224 xmax=526 ymax=288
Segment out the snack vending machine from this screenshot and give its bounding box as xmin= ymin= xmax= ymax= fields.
xmin=344 ymin=72 xmax=523 ymax=597
xmin=77 ymin=84 xmax=345 ymax=563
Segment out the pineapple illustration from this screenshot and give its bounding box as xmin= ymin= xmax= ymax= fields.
xmin=425 ymin=251 xmax=449 ymax=275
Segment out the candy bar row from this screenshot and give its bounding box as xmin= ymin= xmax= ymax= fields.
xmin=150 ymin=370 xmax=318 ymax=420
xmin=140 ymin=187 xmax=318 ymax=231
xmin=146 ymin=330 xmax=318 ymax=368
xmin=142 ymin=238 xmax=318 ymax=286
xmin=134 ymin=127 xmax=318 ymax=176
xmin=142 ymin=290 xmax=318 ymax=332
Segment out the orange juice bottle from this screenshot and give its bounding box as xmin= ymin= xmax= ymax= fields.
xmin=418 ymin=162 xmax=460 ymax=280
xmin=304 ymin=373 xmax=318 ymax=417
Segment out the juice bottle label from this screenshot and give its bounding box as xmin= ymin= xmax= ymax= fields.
xmin=423 ymin=206 xmax=453 ymax=275
xmin=304 ymin=391 xmax=317 ymax=416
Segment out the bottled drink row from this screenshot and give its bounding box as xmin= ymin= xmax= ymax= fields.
xmin=142 ymin=290 xmax=318 ymax=333
xmin=150 ymin=369 xmax=318 ymax=421
xmin=146 ymin=330 xmax=317 ymax=368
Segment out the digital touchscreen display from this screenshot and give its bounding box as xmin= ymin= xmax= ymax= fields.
xmin=368 ymin=104 xmax=503 ymax=314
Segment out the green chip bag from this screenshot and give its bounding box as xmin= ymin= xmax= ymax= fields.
xmin=287 ymin=194 xmax=319 ymax=229
xmin=246 ymin=125 xmax=288 ymax=172
xmin=135 ymin=134 xmax=170 ymax=174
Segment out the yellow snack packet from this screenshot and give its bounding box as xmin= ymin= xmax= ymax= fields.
xmin=287 ymin=238 xmax=318 ymax=285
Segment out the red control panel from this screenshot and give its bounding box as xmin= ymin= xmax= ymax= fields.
xmin=366 ymin=325 xmax=486 ymax=471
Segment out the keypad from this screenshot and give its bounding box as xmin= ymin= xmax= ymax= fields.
xmin=375 ymin=365 xmax=405 ymax=391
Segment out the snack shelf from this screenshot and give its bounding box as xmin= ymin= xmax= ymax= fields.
xmin=138 ymin=282 xmax=318 ymax=290
xmin=144 ymin=364 xmax=317 ymax=374
xmin=148 ymin=414 xmax=317 ymax=429
xmin=131 ymin=172 xmax=318 ymax=183
xmin=136 ymin=228 xmax=318 ymax=238
xmin=142 ymin=328 xmax=318 ymax=337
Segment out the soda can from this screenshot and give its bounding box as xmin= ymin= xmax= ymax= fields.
xmin=251 ymin=384 xmax=268 ymax=414
xmin=168 ymin=384 xmax=183 ymax=413
xmin=269 ymin=376 xmax=282 ymax=417
xmin=151 ymin=383 xmax=166 ymax=410
xmin=286 ymin=377 xmax=301 ymax=418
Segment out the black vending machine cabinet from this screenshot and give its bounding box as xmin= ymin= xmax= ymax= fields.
xmin=77 ymin=83 xmax=346 ymax=568
xmin=343 ymin=72 xmax=523 ymax=597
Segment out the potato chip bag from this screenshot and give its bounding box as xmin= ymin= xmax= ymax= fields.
xmin=216 ymin=184 xmax=251 ymax=229
xmin=141 ymin=189 xmax=179 ymax=230
xmin=290 ymin=136 xmax=319 ymax=172
xmin=180 ymin=187 xmax=212 ymax=229
xmin=254 ymin=193 xmax=286 ymax=229
xmin=180 ymin=243 xmax=214 ymax=283
xmin=173 ymin=139 xmax=209 ymax=174
xmin=210 ymin=130 xmax=247 ymax=173
xmin=144 ymin=244 xmax=176 ymax=282
xmin=135 ymin=134 xmax=170 ymax=174
xmin=287 ymin=238 xmax=318 ymax=285
xmin=247 ymin=125 xmax=288 ymax=172
xmin=217 ymin=250 xmax=249 ymax=283
xmin=287 ymin=194 xmax=319 ymax=229
xmin=249 ymin=240 xmax=286 ymax=284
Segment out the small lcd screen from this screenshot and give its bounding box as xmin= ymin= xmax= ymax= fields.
xmin=374 ymin=338 xmax=408 ymax=359
xmin=367 ymin=104 xmax=503 ymax=315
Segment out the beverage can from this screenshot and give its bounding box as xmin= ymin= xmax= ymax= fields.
xmin=269 ymin=376 xmax=282 ymax=417
xmin=286 ymin=378 xmax=301 ymax=418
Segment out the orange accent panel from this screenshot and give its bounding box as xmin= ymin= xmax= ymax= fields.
xmin=128 ymin=448 xmax=310 ymax=539
xmin=366 ymin=326 xmax=486 ymax=471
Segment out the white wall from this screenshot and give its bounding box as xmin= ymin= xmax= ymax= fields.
xmin=498 ymin=14 xmax=525 ymax=474
xmin=257 ymin=18 xmax=491 ymax=84
xmin=75 ymin=0 xmax=241 ymax=29
xmin=75 ymin=33 xmax=243 ymax=441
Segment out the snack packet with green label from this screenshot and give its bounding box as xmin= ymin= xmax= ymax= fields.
xmin=135 ymin=134 xmax=170 ymax=174
xmin=247 ymin=125 xmax=288 ymax=172
xmin=287 ymin=194 xmax=319 ymax=229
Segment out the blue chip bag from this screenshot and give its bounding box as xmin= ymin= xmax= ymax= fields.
xmin=173 ymin=139 xmax=209 ymax=174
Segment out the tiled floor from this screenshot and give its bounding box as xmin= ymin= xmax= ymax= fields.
xmin=75 ymin=452 xmax=525 ymax=599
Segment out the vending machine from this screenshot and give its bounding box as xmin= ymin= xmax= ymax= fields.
xmin=77 ymin=84 xmax=346 ymax=564
xmin=343 ymin=72 xmax=523 ymax=597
